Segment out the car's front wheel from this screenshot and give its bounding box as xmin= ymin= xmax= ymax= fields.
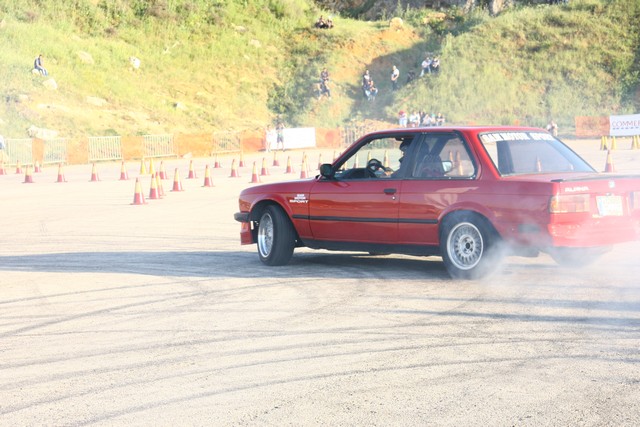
xmin=440 ymin=212 xmax=500 ymax=280
xmin=257 ymin=205 xmax=296 ymax=266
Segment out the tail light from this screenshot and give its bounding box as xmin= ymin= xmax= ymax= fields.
xmin=549 ymin=194 xmax=590 ymax=214
xmin=630 ymin=191 xmax=640 ymax=211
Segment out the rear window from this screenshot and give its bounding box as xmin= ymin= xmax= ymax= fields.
xmin=479 ymin=131 xmax=595 ymax=176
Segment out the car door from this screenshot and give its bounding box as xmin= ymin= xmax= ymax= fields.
xmin=398 ymin=132 xmax=477 ymax=245
xmin=307 ymin=133 xmax=418 ymax=244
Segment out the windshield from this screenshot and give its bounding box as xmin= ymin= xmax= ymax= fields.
xmin=479 ymin=131 xmax=595 ymax=176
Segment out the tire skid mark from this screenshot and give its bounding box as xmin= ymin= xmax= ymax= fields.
xmin=16 ymin=353 xmax=631 ymax=426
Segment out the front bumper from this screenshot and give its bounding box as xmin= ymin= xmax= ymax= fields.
xmin=234 ymin=212 xmax=250 ymax=223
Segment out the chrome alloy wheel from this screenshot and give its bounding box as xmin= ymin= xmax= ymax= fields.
xmin=447 ymin=221 xmax=483 ymax=271
xmin=257 ymin=212 xmax=274 ymax=258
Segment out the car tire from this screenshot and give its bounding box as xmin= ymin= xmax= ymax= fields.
xmin=440 ymin=212 xmax=500 ymax=280
xmin=257 ymin=205 xmax=296 ymax=266
xmin=548 ymin=247 xmax=609 ymax=267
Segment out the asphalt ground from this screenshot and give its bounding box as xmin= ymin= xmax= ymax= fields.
xmin=0 ymin=140 xmax=639 ymax=426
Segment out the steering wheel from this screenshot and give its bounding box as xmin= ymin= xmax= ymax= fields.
xmin=366 ymin=158 xmax=385 ymax=174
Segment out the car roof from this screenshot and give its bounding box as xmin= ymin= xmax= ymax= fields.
xmin=365 ymin=126 xmax=545 ymax=137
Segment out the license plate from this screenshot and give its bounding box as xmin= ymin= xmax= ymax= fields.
xmin=596 ymin=195 xmax=623 ymax=216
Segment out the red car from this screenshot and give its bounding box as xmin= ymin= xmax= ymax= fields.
xmin=234 ymin=126 xmax=640 ymax=279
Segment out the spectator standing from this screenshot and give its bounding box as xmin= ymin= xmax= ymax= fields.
xmin=391 ymin=65 xmax=400 ymax=91
xmin=34 ymin=54 xmax=48 ymax=76
xmin=264 ymin=125 xmax=277 ymax=152
xmin=431 ymin=57 xmax=440 ymax=74
xmin=436 ymin=112 xmax=445 ymax=126
xmin=276 ymin=119 xmax=285 ymax=151
xmin=398 ymin=110 xmax=408 ymax=127
xmin=0 ymin=134 xmax=6 ymax=163
xmin=362 ymin=70 xmax=371 ymax=99
xmin=420 ymin=56 xmax=432 ymax=77
xmin=409 ymin=111 xmax=420 ymax=127
xmin=319 ymin=67 xmax=331 ymax=98
xmin=546 ymin=119 xmax=558 ymax=136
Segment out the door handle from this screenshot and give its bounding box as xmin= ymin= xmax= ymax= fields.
xmin=383 ymin=188 xmax=397 ymax=195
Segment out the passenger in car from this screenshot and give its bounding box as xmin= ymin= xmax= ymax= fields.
xmin=415 ymin=154 xmax=445 ymax=178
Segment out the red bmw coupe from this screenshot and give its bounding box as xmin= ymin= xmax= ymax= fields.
xmin=235 ymin=127 xmax=640 ymax=279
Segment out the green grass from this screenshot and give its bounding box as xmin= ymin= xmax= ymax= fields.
xmin=0 ymin=0 xmax=638 ymax=139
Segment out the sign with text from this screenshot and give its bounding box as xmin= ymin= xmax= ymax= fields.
xmin=610 ymin=113 xmax=640 ymax=136
xmin=269 ymin=127 xmax=316 ymax=150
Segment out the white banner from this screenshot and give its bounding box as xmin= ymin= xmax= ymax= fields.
xmin=269 ymin=127 xmax=316 ymax=150
xmin=610 ymin=114 xmax=640 ymax=136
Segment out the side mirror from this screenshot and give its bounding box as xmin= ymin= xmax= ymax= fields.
xmin=442 ymin=160 xmax=453 ymax=173
xmin=319 ymin=163 xmax=335 ymax=179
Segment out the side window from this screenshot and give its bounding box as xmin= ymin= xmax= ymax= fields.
xmin=334 ymin=135 xmax=413 ymax=179
xmin=410 ymin=134 xmax=475 ymax=179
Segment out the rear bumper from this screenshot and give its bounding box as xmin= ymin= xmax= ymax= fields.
xmin=548 ymin=218 xmax=640 ymax=247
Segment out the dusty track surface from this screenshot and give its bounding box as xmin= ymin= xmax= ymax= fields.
xmin=1 ymin=142 xmax=639 ymax=426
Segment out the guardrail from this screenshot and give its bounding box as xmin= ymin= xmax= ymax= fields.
xmin=43 ymin=138 xmax=68 ymax=165
xmin=212 ymin=131 xmax=241 ymax=154
xmin=88 ymin=136 xmax=123 ymax=162
xmin=4 ymin=138 xmax=33 ymax=166
xmin=143 ymin=134 xmax=176 ymax=158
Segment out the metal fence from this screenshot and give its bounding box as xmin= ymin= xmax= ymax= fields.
xmin=143 ymin=134 xmax=176 ymax=158
xmin=212 ymin=131 xmax=241 ymax=154
xmin=340 ymin=122 xmax=377 ymax=147
xmin=4 ymin=138 xmax=33 ymax=166
xmin=88 ymin=136 xmax=123 ymax=162
xmin=43 ymin=138 xmax=68 ymax=165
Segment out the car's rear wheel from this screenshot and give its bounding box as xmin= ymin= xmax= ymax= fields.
xmin=440 ymin=212 xmax=500 ymax=280
xmin=257 ymin=205 xmax=295 ymax=266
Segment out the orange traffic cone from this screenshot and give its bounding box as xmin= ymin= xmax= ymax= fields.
xmin=535 ymin=156 xmax=542 ymax=172
xmin=148 ymin=158 xmax=156 ymax=175
xmin=119 ymin=161 xmax=129 ymax=181
xmin=171 ymin=168 xmax=184 ymax=191
xmin=89 ymin=163 xmax=100 ymax=182
xmin=214 ymin=153 xmax=221 ymax=169
xmin=260 ymin=157 xmax=270 ymax=176
xmin=0 ymin=161 xmax=6 ymax=175
xmin=202 ymin=164 xmax=214 ymax=187
xmin=285 ymin=156 xmax=294 ymax=174
xmin=131 ymin=178 xmax=147 ymax=205
xmin=15 ymin=161 xmax=22 ymax=174
xmin=34 ymin=161 xmax=42 ymax=173
xmin=159 ymin=161 xmax=167 ymax=179
xmin=604 ymin=150 xmax=615 ymax=173
xmin=317 ymin=153 xmax=323 ymax=170
xmin=139 ymin=158 xmax=147 ymax=175
xmin=23 ymin=165 xmax=34 ymax=183
xmin=187 ymin=160 xmax=197 ymax=179
xmin=239 ymin=152 xmax=246 ymax=167
xmin=229 ymin=159 xmax=240 ymax=178
xmin=272 ymin=151 xmax=280 ymax=167
xmin=148 ymin=174 xmax=161 ymax=199
xmin=456 ymin=151 xmax=464 ymax=175
xmin=156 ymin=172 xmax=166 ymax=197
xmin=300 ymin=158 xmax=308 ymax=179
xmin=384 ymin=150 xmax=390 ymax=168
xmin=250 ymin=161 xmax=261 ymax=183
xmin=352 ymin=155 xmax=359 ymax=169
xmin=56 ymin=163 xmax=67 ymax=183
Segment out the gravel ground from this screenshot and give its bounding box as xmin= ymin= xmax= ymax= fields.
xmin=0 ymin=141 xmax=639 ymax=426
